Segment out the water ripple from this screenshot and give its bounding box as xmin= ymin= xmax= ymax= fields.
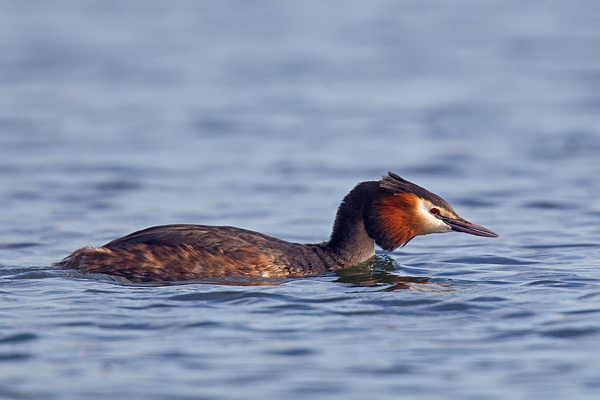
xmin=522 ymin=243 xmax=600 ymax=249
xmin=442 ymin=255 xmax=536 ymax=265
xmin=469 ymin=296 xmax=507 ymax=302
xmin=0 ymin=353 xmax=31 ymax=362
xmin=526 ymin=280 xmax=590 ymax=288
xmin=266 ymin=347 xmax=315 ymax=357
xmin=427 ymin=301 xmax=489 ymax=312
xmin=0 ymin=333 xmax=38 ymax=344
xmin=167 ymin=291 xmax=293 ymax=303
xmin=0 ymin=242 xmax=41 ymax=250
xmin=541 ymin=327 xmax=600 ymax=338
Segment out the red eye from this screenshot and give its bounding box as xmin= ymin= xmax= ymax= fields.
xmin=430 ymin=208 xmax=439 ymax=215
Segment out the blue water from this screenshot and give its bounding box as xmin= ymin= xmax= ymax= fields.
xmin=2 ymin=1 xmax=600 ymax=399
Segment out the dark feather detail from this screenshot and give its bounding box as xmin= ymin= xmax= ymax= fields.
xmin=380 ymin=171 xmax=456 ymax=213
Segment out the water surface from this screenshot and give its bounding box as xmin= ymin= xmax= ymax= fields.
xmin=2 ymin=1 xmax=600 ymax=399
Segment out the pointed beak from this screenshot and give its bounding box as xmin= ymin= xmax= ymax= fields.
xmin=444 ymin=218 xmax=499 ymax=238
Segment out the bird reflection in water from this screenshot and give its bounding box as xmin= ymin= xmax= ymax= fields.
xmin=335 ymin=256 xmax=442 ymax=291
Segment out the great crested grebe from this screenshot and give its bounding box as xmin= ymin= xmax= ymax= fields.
xmin=55 ymin=172 xmax=498 ymax=282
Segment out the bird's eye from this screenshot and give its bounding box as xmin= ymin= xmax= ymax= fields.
xmin=430 ymin=208 xmax=440 ymax=215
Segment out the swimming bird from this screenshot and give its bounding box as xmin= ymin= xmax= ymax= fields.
xmin=55 ymin=172 xmax=498 ymax=282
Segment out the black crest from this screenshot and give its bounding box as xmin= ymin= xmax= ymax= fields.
xmin=379 ymin=172 xmax=455 ymax=212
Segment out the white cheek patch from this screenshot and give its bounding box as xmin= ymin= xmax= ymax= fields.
xmin=416 ymin=200 xmax=452 ymax=235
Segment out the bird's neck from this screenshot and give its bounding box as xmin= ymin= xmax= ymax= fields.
xmin=322 ymin=181 xmax=379 ymax=267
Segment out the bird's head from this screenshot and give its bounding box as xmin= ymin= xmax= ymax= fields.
xmin=365 ymin=172 xmax=498 ymax=251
